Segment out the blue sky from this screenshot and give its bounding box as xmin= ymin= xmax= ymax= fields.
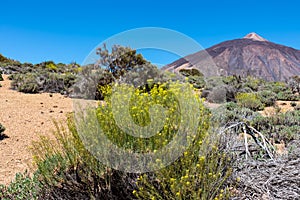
xmin=0 ymin=0 xmax=300 ymax=65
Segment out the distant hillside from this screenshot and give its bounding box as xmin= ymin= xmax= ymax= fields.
xmin=164 ymin=33 xmax=300 ymax=82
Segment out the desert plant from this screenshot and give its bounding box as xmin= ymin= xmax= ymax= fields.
xmin=0 ymin=171 xmax=40 ymax=200
xmin=257 ymin=90 xmax=277 ymax=107
xmin=211 ymin=104 xmax=260 ymax=127
xmin=252 ymin=110 xmax=300 ymax=143
xmin=31 ymin=117 xmax=137 ymax=199
xmin=45 ymin=61 xmax=58 ymax=72
xmin=11 ymin=73 xmax=39 ymax=93
xmin=133 ymin=133 xmax=233 ymax=200
xmin=287 ymin=75 xmax=300 ymax=93
xmin=235 ymin=92 xmax=264 ymax=111
xmin=96 ymin=44 xmax=148 ymax=80
xmin=30 ymin=81 xmax=234 ymax=199
xmin=277 ymin=89 xmax=299 ymax=101
xmin=207 ymin=85 xmax=227 ymax=103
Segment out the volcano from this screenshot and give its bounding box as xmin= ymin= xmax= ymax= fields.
xmin=163 ymin=33 xmax=300 ymax=81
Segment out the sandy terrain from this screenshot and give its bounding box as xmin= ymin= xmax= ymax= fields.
xmin=0 ymin=75 xmax=73 ymax=185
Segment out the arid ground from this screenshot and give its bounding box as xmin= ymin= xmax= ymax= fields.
xmin=0 ymin=75 xmax=73 ymax=185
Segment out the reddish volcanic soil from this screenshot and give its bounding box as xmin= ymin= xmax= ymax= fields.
xmin=0 ymin=75 xmax=73 ymax=185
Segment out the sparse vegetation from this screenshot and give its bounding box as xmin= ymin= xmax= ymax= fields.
xmin=236 ymin=92 xmax=264 ymax=111
xmin=1 ymin=47 xmax=300 ymax=199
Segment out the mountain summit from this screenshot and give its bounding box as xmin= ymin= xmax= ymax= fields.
xmin=243 ymin=32 xmax=268 ymax=42
xmin=164 ymin=33 xmax=300 ymax=81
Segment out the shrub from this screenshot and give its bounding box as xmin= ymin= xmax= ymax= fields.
xmin=290 ymin=102 xmax=297 ymax=107
xmin=287 ymin=76 xmax=300 ymax=93
xmin=207 ymin=85 xmax=227 ymax=103
xmin=11 ymin=73 xmax=39 ymax=93
xmin=187 ymin=75 xmax=206 ymax=89
xmin=0 ymin=73 xmax=3 ymax=81
xmin=45 ymin=62 xmax=58 ymax=72
xmin=31 ymin=118 xmax=136 ymax=199
xmin=252 ymin=110 xmax=300 ymax=143
xmin=211 ymin=104 xmax=260 ymax=127
xmin=179 ymin=68 xmax=204 ymax=77
xmin=134 ymin=134 xmax=233 ymax=200
xmin=235 ymin=92 xmax=264 ymax=111
xmin=243 ymin=76 xmax=262 ymax=91
xmin=30 ymin=82 xmax=233 ymax=199
xmin=0 ymin=171 xmax=40 ymax=200
xmin=277 ymin=89 xmax=299 ymax=101
xmin=257 ymin=90 xmax=277 ymax=107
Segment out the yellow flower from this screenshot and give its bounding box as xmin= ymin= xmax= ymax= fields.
xmin=176 ymin=192 xmax=180 ymax=196
xmin=186 ymin=181 xmax=190 ymax=186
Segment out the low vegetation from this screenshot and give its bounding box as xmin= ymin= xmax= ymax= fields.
xmin=0 ymin=48 xmax=300 ymax=199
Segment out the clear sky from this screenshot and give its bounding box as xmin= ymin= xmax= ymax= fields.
xmin=1 ymin=0 xmax=300 ymax=65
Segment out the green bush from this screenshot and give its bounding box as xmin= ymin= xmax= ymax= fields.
xmin=134 ymin=134 xmax=233 ymax=200
xmin=45 ymin=62 xmax=58 ymax=72
xmin=186 ymin=75 xmax=206 ymax=89
xmin=207 ymin=85 xmax=227 ymax=103
xmin=252 ymin=110 xmax=300 ymax=143
xmin=179 ymin=68 xmax=204 ymax=77
xmin=0 ymin=171 xmax=39 ymax=200
xmin=257 ymin=90 xmax=277 ymax=107
xmin=277 ymin=89 xmax=299 ymax=101
xmin=0 ymin=73 xmax=3 ymax=81
xmin=236 ymin=93 xmax=264 ymax=111
xmin=29 ymin=82 xmax=233 ymax=199
xmin=243 ymin=76 xmax=263 ymax=91
xmin=211 ymin=104 xmax=260 ymax=127
xmin=287 ymin=76 xmax=300 ymax=93
xmin=11 ymin=73 xmax=39 ymax=93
